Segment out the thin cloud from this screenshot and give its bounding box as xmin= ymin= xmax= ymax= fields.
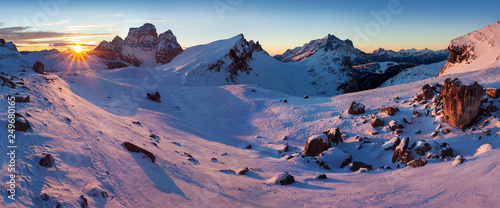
xmin=0 ymin=22 xmax=3 ymax=27
xmin=67 ymin=23 xmax=117 ymax=31
xmin=42 ymin=20 xmax=70 ymax=26
xmin=50 ymin=42 xmax=97 ymax=47
xmin=132 ymin=18 xmax=171 ymax=23
xmin=114 ymin=13 xmax=124 ymax=17
xmin=0 ymin=26 xmax=114 ymax=44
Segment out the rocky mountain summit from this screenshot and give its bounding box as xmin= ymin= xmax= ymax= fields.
xmin=93 ymin=23 xmax=183 ymax=67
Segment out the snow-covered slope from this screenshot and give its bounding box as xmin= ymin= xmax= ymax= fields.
xmin=1 ymin=61 xmax=499 ymax=207
xmin=439 ymin=21 xmax=500 ymax=76
xmin=372 ymin=48 xmax=449 ymax=65
xmin=379 ymin=61 xmax=447 ymax=87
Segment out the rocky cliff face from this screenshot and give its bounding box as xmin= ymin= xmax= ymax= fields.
xmin=206 ymin=34 xmax=265 ymax=83
xmin=93 ymin=23 xmax=183 ymax=68
xmin=439 ymin=21 xmax=500 ymax=76
xmin=442 ymin=78 xmax=483 ymax=129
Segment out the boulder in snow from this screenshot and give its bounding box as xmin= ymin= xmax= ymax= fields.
xmin=12 ymin=113 xmax=30 ymax=132
xmin=381 ymin=106 xmax=400 ymax=116
xmin=388 ymin=120 xmax=404 ymax=131
xmin=146 ymin=91 xmax=161 ymax=102
xmin=323 ymin=128 xmax=343 ymax=144
xmin=474 ymin=143 xmax=493 ymax=155
xmin=392 ymin=137 xmax=414 ymax=164
xmin=318 ymin=147 xmax=352 ymax=168
xmin=303 ymin=135 xmax=331 ymax=156
xmin=442 ymin=78 xmax=483 ymax=129
xmin=33 ymin=61 xmax=45 ymax=74
xmin=406 ymin=158 xmax=426 ymax=167
xmin=439 ymin=143 xmax=454 ymax=158
xmin=349 ymin=161 xmax=373 ymax=171
xmin=415 ymin=141 xmax=431 ymax=156
xmin=269 ymin=172 xmax=295 ymax=185
xmin=348 ymin=101 xmax=365 ymax=115
xmin=39 ymin=154 xmax=53 ymax=167
xmin=370 ymin=114 xmax=384 ymax=127
xmin=123 ymin=141 xmax=156 ymax=163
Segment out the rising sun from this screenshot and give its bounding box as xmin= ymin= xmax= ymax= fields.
xmin=72 ymin=45 xmax=83 ymax=53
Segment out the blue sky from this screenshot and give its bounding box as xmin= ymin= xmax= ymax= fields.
xmin=0 ymin=0 xmax=499 ymax=55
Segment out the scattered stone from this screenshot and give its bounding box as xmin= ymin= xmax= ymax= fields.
xmin=415 ymin=141 xmax=431 ymax=156
xmin=442 ymin=128 xmax=451 ymax=134
xmin=244 ymin=145 xmax=252 ymax=149
xmin=80 ymin=195 xmax=89 ymax=208
xmin=132 ymin=121 xmax=141 ymax=125
xmin=381 ymin=106 xmax=400 ymax=116
xmin=39 ymin=193 xmax=50 ymax=201
xmin=402 ymin=117 xmax=412 ymax=124
xmin=395 ymin=129 xmax=403 ymax=135
xmin=12 ymin=112 xmax=31 ymax=132
xmin=39 ymin=154 xmax=53 ymax=167
xmin=388 ymin=120 xmax=404 ymax=131
xmin=486 ymin=88 xmax=500 ymax=99
xmin=282 ymin=136 xmax=288 ymax=140
xmin=370 ymin=114 xmax=384 ymax=127
xmin=453 ymin=155 xmax=465 ymax=164
xmin=368 ymin=127 xmax=379 ymax=135
xmin=425 ymin=109 xmax=430 ymax=116
xmin=383 ymin=137 xmax=401 ymax=150
xmin=10 ymin=95 xmax=30 ymax=103
xmin=0 ymin=76 xmax=16 ymax=89
xmin=282 ymin=143 xmax=290 ymax=152
xmin=123 ymin=141 xmax=156 ymax=163
xmin=380 ymin=166 xmax=392 ymax=170
xmin=146 ymin=91 xmax=161 ymax=102
xmin=149 ymin=134 xmax=157 ymax=138
xmin=283 ymin=99 xmax=287 ymax=103
xmin=482 ymin=129 xmax=491 ymax=136
xmin=407 ymin=158 xmax=426 ymax=167
xmin=323 ymin=128 xmax=343 ymax=144
xmin=348 ymin=101 xmax=365 ymax=115
xmin=442 ymin=78 xmax=483 ymax=129
xmin=237 ymin=167 xmax=250 ymax=175
xmin=303 ymin=95 xmax=309 ymax=99
xmin=415 ymin=130 xmax=421 ymax=134
xmin=431 ymin=130 xmax=439 ymax=137
xmin=211 ymin=158 xmax=218 ymax=162
xmin=350 ymin=161 xmax=373 ymax=171
xmin=219 ymin=169 xmax=236 ymax=174
xmin=392 ymin=137 xmax=413 ymax=164
xmin=33 ymin=61 xmax=45 ymax=74
xmin=270 ymin=172 xmax=295 ymax=185
xmin=416 ymin=84 xmax=434 ymax=101
xmin=440 ymin=143 xmax=454 ymax=158
xmin=317 ymin=174 xmax=327 ymax=179
xmin=304 ymin=135 xmax=331 ymax=156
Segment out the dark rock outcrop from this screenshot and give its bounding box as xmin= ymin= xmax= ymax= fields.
xmin=348 ymin=101 xmax=365 ymax=115
xmin=388 ymin=120 xmax=404 ymax=131
xmin=439 ymin=143 xmax=454 ymax=158
xmin=392 ymin=137 xmax=414 ymax=164
xmin=146 ymin=91 xmax=161 ymax=102
xmin=33 ymin=61 xmax=45 ymax=74
xmin=350 ymin=161 xmax=373 ymax=171
xmin=304 ymin=135 xmax=331 ymax=156
xmin=12 ymin=113 xmax=30 ymax=132
xmin=323 ymin=128 xmax=343 ymax=144
xmin=155 ymin=30 xmax=184 ymax=64
xmin=39 ymin=154 xmax=53 ymax=167
xmin=370 ymin=114 xmax=384 ymax=127
xmin=442 ymin=78 xmax=483 ymax=129
xmin=123 ymin=141 xmax=156 ymax=163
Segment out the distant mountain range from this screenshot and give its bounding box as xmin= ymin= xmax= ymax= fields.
xmin=1 ymin=23 xmax=452 ymax=96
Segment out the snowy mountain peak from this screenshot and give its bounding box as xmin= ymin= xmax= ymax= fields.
xmin=0 ymin=38 xmax=18 ymax=52
xmin=274 ymin=34 xmax=363 ymax=63
xmin=439 ymin=21 xmax=500 ymax=76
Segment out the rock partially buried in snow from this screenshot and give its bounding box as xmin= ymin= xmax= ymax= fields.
xmin=323 ymin=128 xmax=343 ymax=144
xmin=33 ymin=61 xmax=45 ymax=74
xmin=370 ymin=114 xmax=384 ymax=127
xmin=407 ymin=158 xmax=426 ymax=167
xmin=348 ymin=101 xmax=365 ymax=115
xmin=304 ymin=135 xmax=331 ymax=156
xmin=237 ymin=167 xmax=250 ymax=175
xmin=392 ymin=137 xmax=413 ymax=164
xmin=123 ymin=141 xmax=156 ymax=163
xmin=39 ymin=154 xmax=53 ymax=167
xmin=381 ymin=106 xmax=400 ymax=116
xmin=452 ymin=155 xmax=465 ymax=165
xmin=146 ymin=91 xmax=161 ymax=102
xmin=474 ymin=143 xmax=493 ymax=155
xmin=388 ymin=120 xmax=404 ymax=131
xmin=268 ymin=172 xmax=295 ymax=185
xmin=349 ymin=161 xmax=373 ymax=171
xmin=318 ymin=147 xmax=352 ymax=168
xmin=442 ymin=78 xmax=483 ymax=129
xmin=12 ymin=113 xmax=31 ymax=132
